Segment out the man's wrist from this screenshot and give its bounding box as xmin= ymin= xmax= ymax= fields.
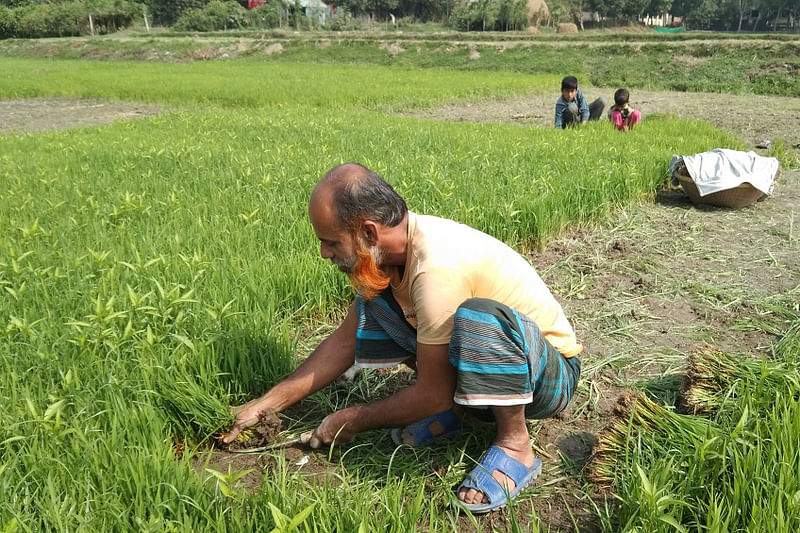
xmin=342 ymin=406 xmax=364 ymax=433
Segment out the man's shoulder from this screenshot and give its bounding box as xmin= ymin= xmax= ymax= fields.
xmin=413 ymin=214 xmax=495 ymax=252
xmin=415 ymin=213 xmax=473 ymax=236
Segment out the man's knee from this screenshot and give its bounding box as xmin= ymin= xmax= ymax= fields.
xmin=456 ymin=297 xmax=503 ymax=315
xmin=589 ymin=97 xmax=606 ymax=120
xmin=562 ymin=102 xmax=580 ymax=126
xmin=525 ymin=355 xmax=581 ymax=419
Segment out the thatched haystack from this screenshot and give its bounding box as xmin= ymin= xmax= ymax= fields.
xmin=557 ymin=22 xmax=579 ymax=33
xmin=527 ymin=0 xmax=549 ymax=26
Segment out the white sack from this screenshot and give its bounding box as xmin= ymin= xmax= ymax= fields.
xmin=670 ymin=148 xmax=779 ymax=197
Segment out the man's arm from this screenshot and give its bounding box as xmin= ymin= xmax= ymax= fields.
xmin=309 ymin=342 xmax=455 ymax=446
xmin=223 ymin=302 xmax=358 ymax=443
xmin=554 ymin=100 xmax=565 ymax=129
xmin=578 ymin=91 xmax=590 ymax=124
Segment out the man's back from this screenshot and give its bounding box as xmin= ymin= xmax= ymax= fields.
xmin=387 ymin=213 xmax=581 ymax=357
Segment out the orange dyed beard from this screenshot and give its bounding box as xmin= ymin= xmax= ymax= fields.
xmin=347 ymin=237 xmax=389 ymax=301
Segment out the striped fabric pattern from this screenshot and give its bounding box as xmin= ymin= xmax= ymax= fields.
xmin=354 ymin=289 xmax=417 ymax=368
xmin=354 ymin=293 xmax=580 ymax=419
xmin=449 ymin=298 xmax=580 ymax=418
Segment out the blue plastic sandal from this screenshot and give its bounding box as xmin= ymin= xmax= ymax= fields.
xmin=390 ymin=409 xmax=470 ymax=447
xmin=455 ymin=445 xmax=542 ymax=514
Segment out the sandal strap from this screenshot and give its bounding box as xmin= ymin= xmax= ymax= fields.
xmin=458 ymin=446 xmax=532 ymax=505
xmin=478 ymin=446 xmax=532 ymax=485
xmin=397 ymin=408 xmax=467 ymax=446
xmin=460 ymin=463 xmax=508 ymax=505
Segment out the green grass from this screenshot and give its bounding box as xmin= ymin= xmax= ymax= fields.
xmin=593 ymin=322 xmax=800 ymax=532
xmin=0 ymin=57 xmax=758 ymax=531
xmin=1 ymin=33 xmax=798 ymax=96
xmin=0 ymin=56 xmax=558 ymax=109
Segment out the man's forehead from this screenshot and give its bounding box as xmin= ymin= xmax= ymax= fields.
xmin=309 ymin=188 xmax=346 ymax=235
xmin=309 ymin=183 xmax=335 ymax=217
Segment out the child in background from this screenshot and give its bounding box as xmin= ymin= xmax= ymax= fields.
xmin=610 ymin=88 xmax=641 ymax=131
xmin=554 ymin=76 xmax=606 ymax=129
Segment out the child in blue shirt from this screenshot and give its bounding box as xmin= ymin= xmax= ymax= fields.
xmin=554 ymin=76 xmax=606 ymax=129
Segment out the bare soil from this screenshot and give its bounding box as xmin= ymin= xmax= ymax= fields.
xmin=3 ymin=91 xmax=798 ymax=532
xmin=224 ymin=412 xmax=284 ymax=451
xmin=0 ymin=98 xmax=163 ymax=134
xmin=403 ymin=89 xmax=800 ymax=149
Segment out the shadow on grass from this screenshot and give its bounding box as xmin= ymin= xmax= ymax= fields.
xmin=655 ymin=187 xmax=695 ymax=208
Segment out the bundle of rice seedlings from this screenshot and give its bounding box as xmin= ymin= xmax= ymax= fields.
xmin=683 ymin=344 xmax=800 ymax=416
xmin=588 ymin=391 xmax=719 ymax=489
xmin=775 ymin=321 xmax=800 ymax=361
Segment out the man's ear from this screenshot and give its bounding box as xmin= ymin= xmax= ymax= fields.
xmin=361 ymin=220 xmax=379 ymax=246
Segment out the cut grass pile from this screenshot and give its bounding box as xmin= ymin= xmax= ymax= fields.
xmin=0 ymin=58 xmax=750 ymax=530
xmin=591 ymin=321 xmax=800 ymax=532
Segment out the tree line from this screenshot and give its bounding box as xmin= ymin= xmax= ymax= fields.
xmin=0 ymin=0 xmax=796 ymax=38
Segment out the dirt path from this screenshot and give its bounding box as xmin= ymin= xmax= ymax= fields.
xmin=0 ymin=98 xmax=163 ymax=134
xmin=3 ymin=93 xmax=798 ymax=531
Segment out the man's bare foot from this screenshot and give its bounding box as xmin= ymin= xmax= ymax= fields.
xmin=457 ymin=441 xmax=534 ymax=505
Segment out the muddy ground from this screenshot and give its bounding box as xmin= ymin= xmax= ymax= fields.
xmin=3 ymin=93 xmax=798 ymax=532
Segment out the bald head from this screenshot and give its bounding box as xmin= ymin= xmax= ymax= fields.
xmin=310 ymin=163 xmax=407 ymax=231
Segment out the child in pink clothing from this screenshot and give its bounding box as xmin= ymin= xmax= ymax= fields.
xmin=610 ymin=88 xmax=641 ymax=131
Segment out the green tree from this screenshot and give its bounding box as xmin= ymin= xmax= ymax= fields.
xmin=670 ymin=0 xmax=719 ymax=28
xmin=338 ymin=0 xmax=399 ymax=20
xmin=396 ymin=0 xmax=453 ymax=22
xmin=474 ymin=0 xmax=498 ymax=30
xmin=645 ymin=0 xmax=673 ymax=18
xmin=566 ymin=0 xmax=586 ymax=26
xmin=496 ymin=0 xmax=527 ymax=29
xmin=147 ymin=0 xmax=208 ymax=25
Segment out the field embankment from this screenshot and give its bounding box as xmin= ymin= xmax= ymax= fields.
xmin=0 ymin=30 xmax=798 ymax=96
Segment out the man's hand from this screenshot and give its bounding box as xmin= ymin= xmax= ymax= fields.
xmin=308 ymin=409 xmax=357 ymax=448
xmin=222 ymin=398 xmax=272 ymax=444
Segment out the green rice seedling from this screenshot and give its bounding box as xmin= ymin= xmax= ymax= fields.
xmin=0 ymin=57 xmax=557 ymax=111
xmin=766 ymin=138 xmax=800 ymax=170
xmin=684 ymin=345 xmax=800 ymax=418
xmin=593 ymin=320 xmax=800 ymax=532
xmin=205 ymin=464 xmax=255 ymax=501
xmin=0 ymin=55 xmax=753 ymax=531
xmin=589 ymin=392 xmax=720 ymax=488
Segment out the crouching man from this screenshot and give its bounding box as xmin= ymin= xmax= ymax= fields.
xmin=224 ymin=163 xmax=582 ymax=513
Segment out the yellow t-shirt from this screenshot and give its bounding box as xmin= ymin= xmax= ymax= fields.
xmin=388 ymin=213 xmax=582 ymax=358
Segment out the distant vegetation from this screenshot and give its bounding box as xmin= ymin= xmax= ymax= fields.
xmin=1 ymin=32 xmax=797 ymax=97
xmin=0 ymin=0 xmax=797 ymax=38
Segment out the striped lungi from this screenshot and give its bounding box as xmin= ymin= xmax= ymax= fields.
xmin=354 ymin=292 xmax=580 ymax=420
